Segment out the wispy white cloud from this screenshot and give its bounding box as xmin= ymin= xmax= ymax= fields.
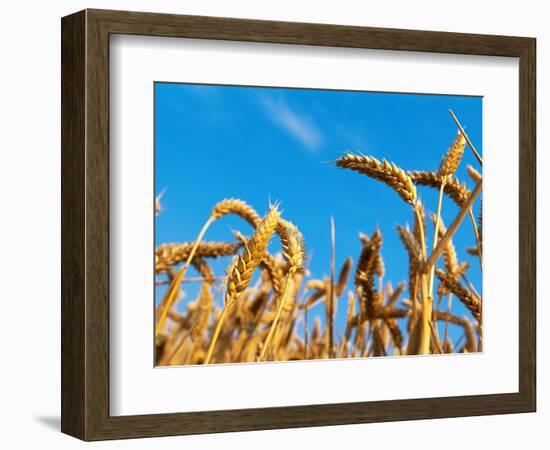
xmin=260 ymin=96 xmax=323 ymax=151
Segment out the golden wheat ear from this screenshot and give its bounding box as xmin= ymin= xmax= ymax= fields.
xmin=336 ymin=153 xmax=417 ymax=205
xmin=438 ymin=130 xmax=466 ymax=179
xmin=211 ymin=198 xmax=261 ymax=227
xmin=335 ymin=257 xmax=353 ymax=297
xmin=434 ymin=268 xmax=481 ymax=323
xmin=448 ymin=109 xmax=483 ymax=166
xmin=155 ymin=198 xmax=262 ymax=335
xmin=232 ymin=229 xmax=284 ymax=296
xmin=204 ymin=205 xmax=280 ymax=364
xmin=225 ymin=205 xmax=281 ymax=309
xmin=258 ymin=219 xmax=306 ymax=361
xmin=354 ymin=228 xmax=382 ymax=293
xmin=155 ymin=241 xmax=242 ymax=272
xmin=396 ymin=225 xmax=423 ymax=269
xmin=409 ymin=171 xmax=470 ymax=207
xmin=277 ymin=219 xmax=306 ymax=272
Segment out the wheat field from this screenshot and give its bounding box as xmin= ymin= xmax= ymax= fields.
xmin=154 ymin=111 xmax=482 ymax=366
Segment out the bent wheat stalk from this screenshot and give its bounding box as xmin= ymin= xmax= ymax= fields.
xmin=156 ymin=199 xmax=260 ymax=335
xmin=336 ymin=153 xmax=417 ymax=205
xmin=259 ymin=219 xmax=305 ymax=361
xmin=408 ymin=171 xmax=470 ymax=208
xmin=205 ymin=205 xmax=280 ymax=364
xmin=155 ymin=241 xmax=242 ymax=272
xmin=435 ymin=268 xmax=482 ymax=323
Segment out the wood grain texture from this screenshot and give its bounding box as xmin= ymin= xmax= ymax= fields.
xmin=61 ymin=8 xmax=536 ymax=441
xmin=518 ymin=38 xmax=536 ymax=410
xmin=61 ymin=10 xmax=86 ymax=439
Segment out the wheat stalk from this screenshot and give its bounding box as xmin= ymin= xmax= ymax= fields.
xmin=428 ymin=130 xmax=466 ymax=348
xmin=155 ymin=112 xmax=483 ymax=364
xmin=328 ymin=217 xmax=336 ymax=357
xmin=397 ymin=225 xmax=423 ymax=269
xmin=434 ymin=268 xmax=481 ymax=322
xmin=409 ymin=171 xmax=470 ymax=207
xmin=261 ymin=253 xmax=284 ymax=296
xmin=355 ymin=229 xmax=383 ymax=322
xmin=478 ymin=201 xmax=483 ymax=253
xmin=278 ymin=219 xmax=306 ymax=270
xmin=448 ymin=109 xmax=483 ymax=165
xmin=336 ymin=258 xmax=353 ymax=297
xmin=233 ymin=230 xmax=284 ymax=296
xmin=211 ymin=198 xmax=261 ymax=227
xmin=355 ymin=229 xmax=382 ymax=293
xmin=385 ymin=318 xmax=403 ymax=353
xmin=339 ymin=291 xmax=356 ymax=357
xmin=433 ymin=310 xmax=476 ymax=351
xmin=205 ymin=205 xmax=280 ymax=364
xmin=432 ymin=216 xmax=464 ymax=277
xmin=412 ymin=204 xmax=431 ymax=355
xmin=396 ymin=221 xmax=429 ymax=354
xmin=226 ymin=204 xmax=280 ymax=308
xmin=156 ymin=198 xmax=262 ymax=335
xmin=336 ymin=153 xmax=417 ymax=205
xmin=425 ymin=181 xmax=482 ymax=271
xmin=360 ymin=232 xmax=385 ymax=288
xmin=410 ymin=170 xmax=482 ymax=272
xmin=155 ymin=241 xmax=242 ymax=271
xmin=432 ymin=215 xmax=462 ymax=345
xmin=467 ymin=165 xmax=482 ymax=184
xmin=259 ymin=219 xmax=305 ymax=361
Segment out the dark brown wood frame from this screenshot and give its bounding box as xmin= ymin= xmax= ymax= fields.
xmin=61 ymin=8 xmax=536 ymax=441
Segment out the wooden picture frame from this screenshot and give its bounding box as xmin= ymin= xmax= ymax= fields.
xmin=61 ymin=8 xmax=536 ymax=441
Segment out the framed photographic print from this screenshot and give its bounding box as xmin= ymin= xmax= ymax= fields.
xmin=61 ymin=9 xmax=536 ymax=441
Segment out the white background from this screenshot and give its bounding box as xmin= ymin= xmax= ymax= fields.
xmin=110 ymin=35 xmax=518 ymax=415
xmin=0 ymin=0 xmax=547 ymax=448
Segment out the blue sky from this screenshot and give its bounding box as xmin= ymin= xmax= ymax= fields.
xmin=155 ymin=82 xmax=482 ymax=349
